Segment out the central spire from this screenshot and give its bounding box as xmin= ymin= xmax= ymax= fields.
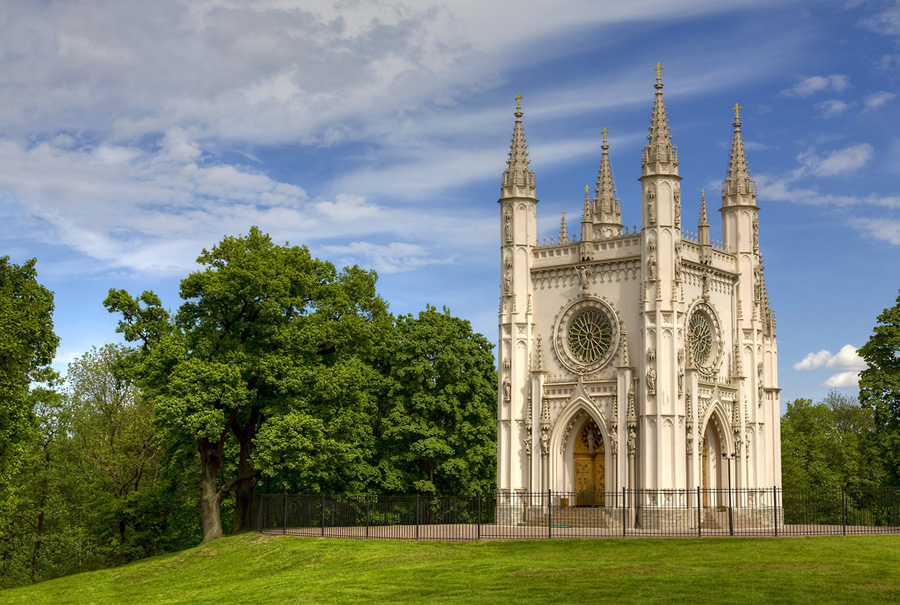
xmin=722 ymin=103 xmax=756 ymax=205
xmin=501 ymin=94 xmax=536 ymax=199
xmin=593 ymin=127 xmax=622 ymax=238
xmin=642 ymin=63 xmax=679 ymax=176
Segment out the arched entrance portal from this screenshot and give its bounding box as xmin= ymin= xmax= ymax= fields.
xmin=701 ymin=412 xmax=726 ymax=507
xmin=573 ymin=418 xmax=605 ymax=506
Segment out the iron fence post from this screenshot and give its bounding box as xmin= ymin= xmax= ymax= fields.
xmin=477 ymin=491 xmax=482 ymax=540
xmin=773 ymin=486 xmax=778 ymax=537
xmin=366 ymin=495 xmax=370 ymax=539
xmin=283 ymin=492 xmax=288 ymax=535
xmin=697 ymin=486 xmax=701 ymax=537
xmin=321 ymin=494 xmax=325 ymax=537
xmin=547 ymin=490 xmax=552 ymax=539
xmin=416 ymin=494 xmax=420 ymax=541
xmin=623 ymin=488 xmax=626 ymax=538
xmin=842 ymin=485 xmax=847 ymax=536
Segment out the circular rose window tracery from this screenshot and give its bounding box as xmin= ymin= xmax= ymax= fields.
xmin=554 ymin=298 xmax=620 ymax=374
xmin=689 ymin=312 xmax=713 ymax=365
xmin=686 ymin=304 xmax=721 ymax=375
xmin=568 ymin=310 xmax=613 ymax=365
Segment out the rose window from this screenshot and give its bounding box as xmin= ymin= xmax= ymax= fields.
xmin=689 ymin=311 xmax=713 ymax=366
xmin=568 ymin=310 xmax=613 ymax=365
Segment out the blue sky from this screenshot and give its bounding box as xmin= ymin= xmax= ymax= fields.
xmin=1 ymin=0 xmax=898 ymax=410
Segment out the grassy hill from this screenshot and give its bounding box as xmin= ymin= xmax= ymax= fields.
xmin=1 ymin=532 xmax=899 ymax=604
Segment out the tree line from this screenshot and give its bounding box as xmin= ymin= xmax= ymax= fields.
xmin=0 ymin=229 xmax=497 ymax=586
xmin=1 ymin=230 xmax=899 ymax=588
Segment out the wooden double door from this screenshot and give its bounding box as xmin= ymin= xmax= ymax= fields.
xmin=573 ymin=418 xmax=605 ymax=506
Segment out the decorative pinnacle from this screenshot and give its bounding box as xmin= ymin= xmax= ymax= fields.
xmin=643 ymin=63 xmax=678 ymax=171
xmin=699 ymin=190 xmax=709 ymax=226
xmin=722 ymin=104 xmax=756 ymax=201
xmin=501 ymin=95 xmax=535 ymax=199
xmin=593 ymin=127 xmax=621 ymax=231
xmin=559 ymin=210 xmax=568 ymax=243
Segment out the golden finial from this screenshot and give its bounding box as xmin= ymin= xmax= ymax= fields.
xmin=654 ymin=62 xmax=664 ymax=82
xmin=732 ymin=103 xmax=742 ymax=121
xmin=601 ymin=127 xmax=609 ymax=144
xmin=584 ymin=184 xmax=590 ymax=196
xmin=515 ymin=93 xmax=523 ymax=112
xmin=701 ymin=188 xmax=705 ymax=197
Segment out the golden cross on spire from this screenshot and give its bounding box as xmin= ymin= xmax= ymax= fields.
xmin=601 ymin=127 xmax=609 ymax=144
xmin=654 ymin=62 xmax=664 ymax=82
xmin=732 ymin=103 xmax=742 ymax=121
xmin=584 ymin=184 xmax=590 ymax=196
xmin=515 ymin=93 xmax=523 ymax=112
xmin=701 ymin=188 xmax=705 ymax=197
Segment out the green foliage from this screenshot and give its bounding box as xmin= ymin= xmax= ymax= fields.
xmin=858 ymin=289 xmax=900 ymax=485
xmin=373 ymin=306 xmax=497 ymax=495
xmin=781 ymin=391 xmax=885 ymax=491
xmin=3 ymin=533 xmax=900 ymax=604
xmin=0 ymin=256 xmax=58 ymax=473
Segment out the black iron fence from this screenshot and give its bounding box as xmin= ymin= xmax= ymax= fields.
xmin=242 ymin=487 xmax=900 ymax=540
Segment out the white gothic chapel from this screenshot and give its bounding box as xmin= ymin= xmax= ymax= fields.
xmin=496 ymin=67 xmax=781 ymax=523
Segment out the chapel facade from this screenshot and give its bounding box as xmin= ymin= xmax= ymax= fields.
xmin=496 ymin=68 xmax=781 ymax=520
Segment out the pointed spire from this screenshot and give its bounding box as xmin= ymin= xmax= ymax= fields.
xmin=698 ymin=189 xmax=710 ymax=247
xmin=501 ymin=94 xmax=536 ymax=199
xmin=593 ymin=127 xmax=622 ymax=238
xmin=722 ymin=103 xmax=756 ymax=204
xmin=559 ymin=210 xmax=568 ymax=243
xmin=642 ymin=63 xmax=679 ymax=174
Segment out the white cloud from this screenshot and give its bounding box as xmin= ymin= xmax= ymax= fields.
xmin=797 ymin=143 xmax=873 ymax=177
xmin=814 ymin=99 xmax=850 ymax=118
xmin=780 ymin=75 xmax=849 ymax=98
xmin=864 ymin=91 xmax=897 ymax=110
xmin=794 ymin=345 xmax=866 ymax=371
xmin=852 ymin=218 xmax=900 ymax=245
xmin=794 ymin=349 xmax=833 ymax=370
xmin=826 ymin=345 xmax=867 ymax=371
xmin=824 ymin=371 xmax=861 ymax=389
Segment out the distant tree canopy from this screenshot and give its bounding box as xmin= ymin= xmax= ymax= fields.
xmin=781 ymin=391 xmax=886 ymax=491
xmin=104 ymin=227 xmax=498 ymax=543
xmin=859 ymin=289 xmax=900 ymax=485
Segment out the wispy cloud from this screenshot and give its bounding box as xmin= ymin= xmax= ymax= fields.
xmin=814 ymin=99 xmax=851 ymax=118
xmin=863 ymin=90 xmax=897 ymax=110
xmin=780 ymin=74 xmax=849 ymax=98
xmin=796 ymin=143 xmax=873 ymax=177
xmin=852 ymin=218 xmax=900 ymax=245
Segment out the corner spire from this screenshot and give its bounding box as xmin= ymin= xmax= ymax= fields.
xmin=501 ymin=94 xmax=536 ymax=199
xmin=722 ymin=103 xmax=756 ymax=204
xmin=642 ymin=63 xmax=679 ymax=175
xmin=593 ymin=127 xmax=622 ymax=238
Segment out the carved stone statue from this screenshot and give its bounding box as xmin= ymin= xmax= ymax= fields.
xmin=674 ymin=190 xmax=681 ymax=227
xmin=647 ymin=190 xmax=656 ymax=224
xmin=647 ymin=365 xmax=657 ymax=395
xmin=540 ymin=429 xmax=550 ymax=456
xmin=505 ymin=213 xmax=512 ymax=242
xmin=504 ymin=271 xmax=512 ymax=296
xmin=576 ymin=265 xmax=591 ymax=295
xmin=647 ymin=254 xmax=657 ymax=281
xmin=503 ymin=377 xmax=511 ymax=402
xmin=627 ymin=427 xmax=636 ymax=456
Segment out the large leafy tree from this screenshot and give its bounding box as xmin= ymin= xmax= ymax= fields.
xmin=374 ymin=306 xmax=497 ymax=495
xmin=858 ymin=289 xmax=900 ymax=484
xmin=105 ymin=228 xmax=388 ymax=542
xmin=0 ymin=256 xmax=58 ymax=473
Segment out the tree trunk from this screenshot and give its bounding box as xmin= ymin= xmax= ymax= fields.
xmin=231 ymin=408 xmax=260 ymax=533
xmin=199 ymin=439 xmax=224 ymax=543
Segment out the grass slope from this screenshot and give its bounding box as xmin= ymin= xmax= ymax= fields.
xmin=2 ymin=533 xmax=899 ymax=604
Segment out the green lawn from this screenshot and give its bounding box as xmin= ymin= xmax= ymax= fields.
xmin=2 ymin=533 xmax=899 ymax=604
